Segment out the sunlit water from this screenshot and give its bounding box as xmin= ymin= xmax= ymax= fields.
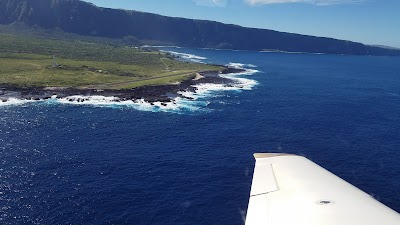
xmin=1 ymin=48 xmax=399 ymax=224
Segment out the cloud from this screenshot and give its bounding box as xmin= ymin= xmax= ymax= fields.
xmin=193 ymin=0 xmax=228 ymax=7
xmin=245 ymin=0 xmax=367 ymax=6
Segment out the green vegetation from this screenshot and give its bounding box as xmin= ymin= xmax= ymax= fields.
xmin=0 ymin=33 xmax=223 ymax=90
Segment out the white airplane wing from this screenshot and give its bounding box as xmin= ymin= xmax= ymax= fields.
xmin=246 ymin=153 xmax=400 ymax=225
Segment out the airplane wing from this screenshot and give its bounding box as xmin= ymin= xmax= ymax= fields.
xmin=246 ymin=153 xmax=400 ymax=225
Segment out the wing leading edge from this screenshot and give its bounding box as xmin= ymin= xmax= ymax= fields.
xmin=246 ymin=153 xmax=400 ymax=225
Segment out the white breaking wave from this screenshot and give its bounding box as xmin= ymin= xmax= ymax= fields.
xmin=56 ymin=95 xmax=121 ymax=105
xmin=0 ymin=98 xmax=38 ymax=106
xmin=227 ymin=62 xmax=246 ymax=69
xmin=177 ymin=62 xmax=259 ymax=101
xmin=226 ymin=62 xmax=259 ymax=71
xmin=159 ymin=50 xmax=207 ymax=63
xmin=54 ymin=95 xmax=212 ymax=113
xmin=143 ymin=45 xmax=182 ymax=49
xmin=54 ymin=95 xmax=204 ymax=113
xmin=222 ymin=62 xmax=259 ymax=90
xmin=260 ymin=50 xmax=326 ymax=55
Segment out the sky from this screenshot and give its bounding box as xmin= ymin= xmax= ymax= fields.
xmin=83 ymin=0 xmax=400 ymax=48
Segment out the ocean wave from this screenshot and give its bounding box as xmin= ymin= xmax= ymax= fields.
xmin=53 ymin=95 xmax=204 ymax=113
xmin=142 ymin=45 xmax=182 ymax=49
xmin=226 ymin=62 xmax=246 ymax=69
xmin=259 ymin=50 xmax=326 ymax=55
xmin=226 ymin=62 xmax=260 ymax=76
xmin=176 ymin=62 xmax=259 ymax=101
xmin=226 ymin=62 xmax=257 ymax=68
xmin=159 ymin=50 xmax=207 ymax=63
xmin=0 ymin=98 xmax=38 ymax=106
xmin=56 ymin=95 xmax=122 ymax=105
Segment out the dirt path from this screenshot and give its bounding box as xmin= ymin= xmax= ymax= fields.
xmin=83 ymin=70 xmax=199 ymax=89
xmin=160 ymin=58 xmax=171 ymax=71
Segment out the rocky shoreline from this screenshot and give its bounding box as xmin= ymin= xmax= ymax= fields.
xmin=0 ymin=67 xmax=245 ymax=104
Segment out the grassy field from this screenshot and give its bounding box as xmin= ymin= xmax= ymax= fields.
xmin=0 ymin=32 xmax=223 ymax=90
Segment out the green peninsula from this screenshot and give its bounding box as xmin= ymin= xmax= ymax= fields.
xmin=0 ymin=33 xmax=223 ymax=90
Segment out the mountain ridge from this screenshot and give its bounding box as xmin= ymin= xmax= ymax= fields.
xmin=1 ymin=0 xmax=399 ymax=56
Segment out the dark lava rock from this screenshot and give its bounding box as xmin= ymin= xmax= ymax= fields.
xmin=221 ymin=67 xmax=246 ymax=74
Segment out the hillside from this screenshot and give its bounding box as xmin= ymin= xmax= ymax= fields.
xmin=1 ymin=0 xmax=399 ymax=56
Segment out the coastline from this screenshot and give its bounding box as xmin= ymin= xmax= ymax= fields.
xmin=0 ymin=66 xmax=246 ymax=105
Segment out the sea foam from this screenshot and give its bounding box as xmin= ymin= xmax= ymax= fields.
xmin=159 ymin=50 xmax=207 ymax=63
xmin=0 ymin=98 xmax=38 ymax=106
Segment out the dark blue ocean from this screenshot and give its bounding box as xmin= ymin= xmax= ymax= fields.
xmin=1 ymin=48 xmax=400 ymax=224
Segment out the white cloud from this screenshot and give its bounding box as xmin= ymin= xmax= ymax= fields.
xmin=193 ymin=0 xmax=228 ymax=7
xmin=245 ymin=0 xmax=367 ymax=6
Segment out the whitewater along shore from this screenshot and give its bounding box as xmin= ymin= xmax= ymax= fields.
xmin=0 ymin=67 xmax=245 ymax=105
